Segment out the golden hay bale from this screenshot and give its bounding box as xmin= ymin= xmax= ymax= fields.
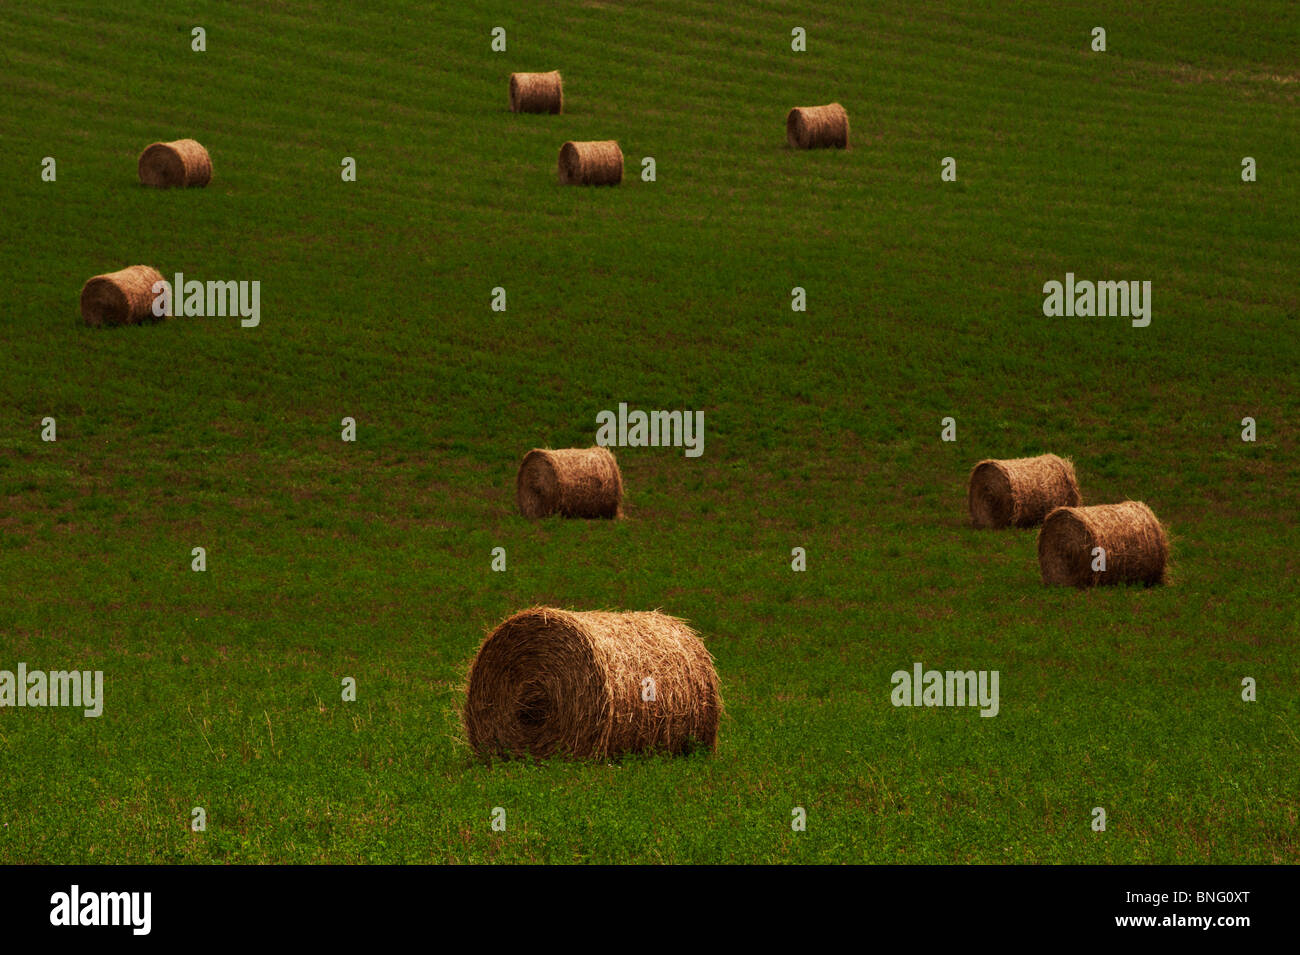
xmin=138 ymin=139 xmax=212 ymax=187
xmin=968 ymin=454 xmax=1081 ymax=529
xmin=464 ymin=607 xmax=721 ymax=759
xmin=558 ymin=140 xmax=623 ymax=185
xmin=509 ymin=71 xmax=563 ymax=113
xmin=1038 ymin=501 xmax=1169 ymax=588
xmin=516 ymin=447 xmax=623 ymax=518
xmin=786 ymin=103 xmax=849 ymax=149
xmin=80 ymin=265 xmax=169 ymax=327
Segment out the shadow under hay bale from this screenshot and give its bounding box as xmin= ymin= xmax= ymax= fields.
xmin=80 ymin=266 xmax=169 ymax=327
xmin=1038 ymin=501 xmax=1169 ymax=587
xmin=509 ymin=71 xmax=563 ymax=113
xmin=786 ymin=103 xmax=849 ymax=149
xmin=138 ymin=139 xmax=212 ymax=187
xmin=464 ymin=607 xmax=721 ymax=760
xmin=968 ymin=454 xmax=1081 ymax=529
xmin=516 ymin=447 xmax=623 ymax=518
xmin=558 ymin=140 xmax=623 ymax=185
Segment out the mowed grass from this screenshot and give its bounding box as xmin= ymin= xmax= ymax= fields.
xmin=0 ymin=0 xmax=1296 ymax=863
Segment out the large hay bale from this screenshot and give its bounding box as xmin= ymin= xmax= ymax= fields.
xmin=509 ymin=71 xmax=563 ymax=113
xmin=968 ymin=454 xmax=1081 ymax=529
xmin=80 ymin=265 xmax=169 ymax=327
xmin=558 ymin=140 xmax=623 ymax=185
xmin=516 ymin=447 xmax=623 ymax=518
xmin=786 ymin=103 xmax=849 ymax=149
xmin=1038 ymin=501 xmax=1169 ymax=588
xmin=138 ymin=139 xmax=212 ymax=187
xmin=464 ymin=607 xmax=721 ymax=759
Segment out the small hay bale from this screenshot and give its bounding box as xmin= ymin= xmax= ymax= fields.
xmin=968 ymin=454 xmax=1081 ymax=529
xmin=1038 ymin=501 xmax=1169 ymax=588
xmin=786 ymin=103 xmax=849 ymax=149
xmin=558 ymin=140 xmax=623 ymax=185
xmin=138 ymin=139 xmax=212 ymax=187
xmin=516 ymin=447 xmax=623 ymax=518
xmin=509 ymin=71 xmax=563 ymax=113
xmin=80 ymin=265 xmax=169 ymax=327
xmin=464 ymin=607 xmax=721 ymax=759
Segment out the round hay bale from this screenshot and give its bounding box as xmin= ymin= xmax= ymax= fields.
xmin=558 ymin=140 xmax=623 ymax=185
xmin=967 ymin=454 xmax=1081 ymax=529
xmin=79 ymin=265 xmax=169 ymax=327
xmin=138 ymin=139 xmax=212 ymax=187
xmin=786 ymin=103 xmax=849 ymax=149
xmin=509 ymin=71 xmax=563 ymax=113
xmin=516 ymin=447 xmax=623 ymax=518
xmin=464 ymin=607 xmax=721 ymax=759
xmin=1038 ymin=501 xmax=1169 ymax=588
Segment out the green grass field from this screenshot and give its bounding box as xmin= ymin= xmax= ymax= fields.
xmin=1 ymin=0 xmax=1296 ymax=863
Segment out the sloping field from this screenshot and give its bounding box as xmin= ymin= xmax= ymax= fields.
xmin=0 ymin=1 xmax=1296 ymax=862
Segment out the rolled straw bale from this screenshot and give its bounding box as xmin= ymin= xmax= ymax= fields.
xmin=1038 ymin=501 xmax=1169 ymax=588
xmin=80 ymin=265 xmax=169 ymax=327
xmin=968 ymin=454 xmax=1081 ymax=529
xmin=786 ymin=103 xmax=849 ymax=149
xmin=138 ymin=139 xmax=212 ymax=187
xmin=464 ymin=607 xmax=721 ymax=759
xmin=509 ymin=71 xmax=563 ymax=113
xmin=516 ymin=447 xmax=623 ymax=518
xmin=558 ymin=140 xmax=623 ymax=185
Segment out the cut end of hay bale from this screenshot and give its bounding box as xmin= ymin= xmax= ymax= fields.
xmin=968 ymin=454 xmax=1080 ymax=529
xmin=1038 ymin=501 xmax=1168 ymax=588
xmin=786 ymin=103 xmax=849 ymax=149
xmin=516 ymin=447 xmax=623 ymax=518
xmin=80 ymin=265 xmax=168 ymax=327
xmin=138 ymin=139 xmax=212 ymax=188
xmin=558 ymin=140 xmax=623 ymax=185
xmin=509 ymin=71 xmax=563 ymax=113
xmin=464 ymin=607 xmax=721 ymax=760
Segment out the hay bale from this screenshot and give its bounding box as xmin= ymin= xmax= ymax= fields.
xmin=968 ymin=454 xmax=1081 ymax=529
xmin=1038 ymin=501 xmax=1169 ymax=588
xmin=464 ymin=607 xmax=721 ymax=759
xmin=509 ymin=71 xmax=563 ymax=113
xmin=138 ymin=139 xmax=212 ymax=187
xmin=558 ymin=140 xmax=623 ymax=185
xmin=80 ymin=265 xmax=169 ymax=327
xmin=786 ymin=103 xmax=849 ymax=149
xmin=516 ymin=447 xmax=623 ymax=518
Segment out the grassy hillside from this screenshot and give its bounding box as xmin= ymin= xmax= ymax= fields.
xmin=0 ymin=0 xmax=1296 ymax=862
